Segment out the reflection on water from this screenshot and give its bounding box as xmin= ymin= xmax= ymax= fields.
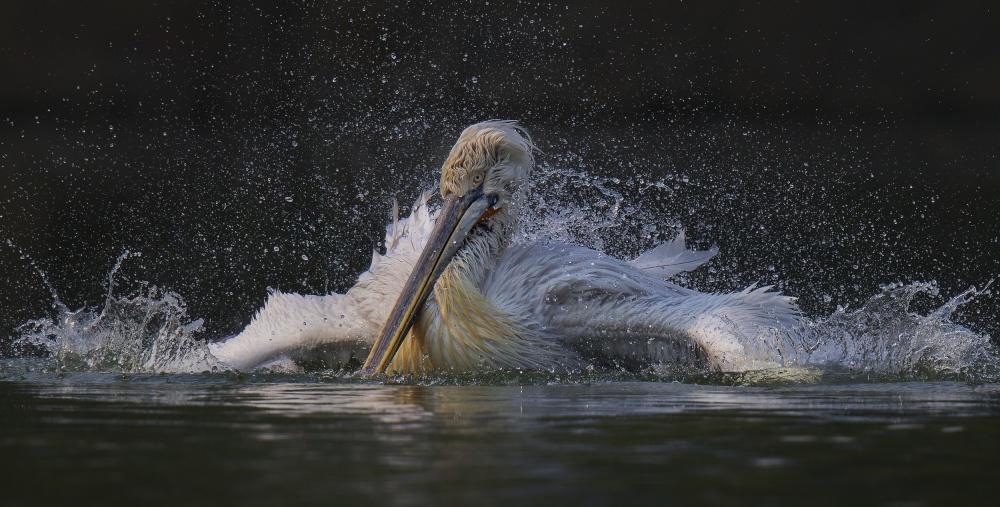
xmin=14 ymin=370 xmax=1000 ymax=419
xmin=2 ymin=374 xmax=999 ymax=505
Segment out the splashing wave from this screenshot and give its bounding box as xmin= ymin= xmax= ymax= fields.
xmin=14 ymin=290 xmax=220 ymax=374
xmin=12 ymin=253 xmax=221 ymax=374
xmin=800 ymin=281 xmax=997 ymax=382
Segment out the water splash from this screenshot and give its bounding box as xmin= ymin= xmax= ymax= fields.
xmin=519 ymin=165 xmax=684 ymax=255
xmin=799 ymin=281 xmax=997 ymax=382
xmin=12 ymin=253 xmax=221 ymax=374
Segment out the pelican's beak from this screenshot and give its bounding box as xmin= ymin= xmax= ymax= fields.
xmin=360 ymin=188 xmax=496 ymax=377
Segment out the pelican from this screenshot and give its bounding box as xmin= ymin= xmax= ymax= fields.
xmin=209 ymin=121 xmax=803 ymax=376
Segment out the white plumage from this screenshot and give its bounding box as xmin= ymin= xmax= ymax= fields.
xmin=210 ymin=121 xmax=803 ymax=374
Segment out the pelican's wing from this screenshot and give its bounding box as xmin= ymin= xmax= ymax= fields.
xmin=211 ymin=189 xmax=440 ymax=372
xmin=488 ymin=243 xmax=803 ymax=372
xmin=208 ymin=291 xmax=377 ymax=371
xmin=628 ymin=230 xmax=718 ymax=279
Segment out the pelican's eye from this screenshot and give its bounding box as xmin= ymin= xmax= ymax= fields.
xmin=471 ymin=172 xmax=484 ymax=184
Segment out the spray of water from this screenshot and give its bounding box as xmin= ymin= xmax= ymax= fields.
xmin=12 ymin=252 xmax=221 ymax=374
xmin=800 ymin=281 xmax=997 ymax=382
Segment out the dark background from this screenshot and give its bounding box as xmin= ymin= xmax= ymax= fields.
xmin=1 ymin=0 xmax=998 ymax=348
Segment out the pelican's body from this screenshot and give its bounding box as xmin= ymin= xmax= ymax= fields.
xmin=210 ymin=121 xmax=803 ymax=374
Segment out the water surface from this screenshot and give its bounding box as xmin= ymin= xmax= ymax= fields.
xmin=3 ymin=373 xmax=997 ymax=506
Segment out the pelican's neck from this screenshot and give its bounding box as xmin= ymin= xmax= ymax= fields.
xmin=450 ymin=217 xmax=514 ymax=286
xmin=388 ymin=209 xmax=551 ymax=373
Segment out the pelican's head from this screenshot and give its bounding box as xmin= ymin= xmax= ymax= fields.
xmin=361 ymin=121 xmax=534 ymax=376
xmin=439 ymin=120 xmax=534 ymax=225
